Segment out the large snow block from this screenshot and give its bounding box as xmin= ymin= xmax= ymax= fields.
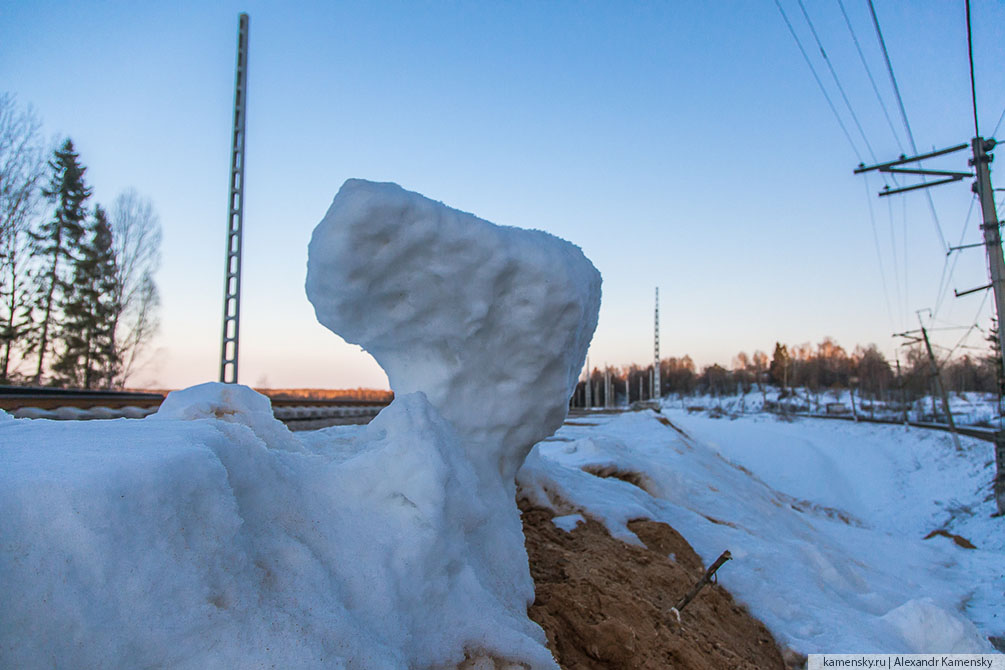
xmin=306 ymin=179 xmax=601 ymax=482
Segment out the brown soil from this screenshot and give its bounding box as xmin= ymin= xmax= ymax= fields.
xmin=520 ymin=501 xmax=790 ymax=670
xmin=923 ymin=528 xmax=977 ymax=549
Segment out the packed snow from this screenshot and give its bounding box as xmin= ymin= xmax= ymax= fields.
xmin=517 ymin=408 xmax=1003 ymax=654
xmin=3 ymin=387 xmax=554 ymax=668
xmin=1 ymin=180 xmax=601 ymax=669
xmin=664 ymin=386 xmax=1002 ymax=428
xmin=306 ymin=179 xmax=601 ymax=483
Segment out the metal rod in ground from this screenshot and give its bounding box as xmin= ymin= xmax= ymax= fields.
xmin=673 ymin=550 xmax=732 ymax=614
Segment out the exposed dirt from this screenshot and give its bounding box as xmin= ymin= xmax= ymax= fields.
xmin=923 ymin=528 xmax=977 ymax=549
xmin=520 ymin=501 xmax=790 ymax=670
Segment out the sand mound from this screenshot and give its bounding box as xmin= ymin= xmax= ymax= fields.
xmin=521 ymin=501 xmax=789 ymax=669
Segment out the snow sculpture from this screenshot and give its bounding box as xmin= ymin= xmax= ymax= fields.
xmin=306 ymin=179 xmax=602 ymax=484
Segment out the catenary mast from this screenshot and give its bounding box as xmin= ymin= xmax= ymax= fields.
xmin=653 ymin=287 xmax=661 ymax=400
xmin=220 ymin=13 xmax=249 ymax=384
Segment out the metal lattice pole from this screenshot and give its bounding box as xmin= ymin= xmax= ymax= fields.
xmin=220 ymin=13 xmax=249 ymax=384
xmin=653 ymin=287 xmax=661 ymax=400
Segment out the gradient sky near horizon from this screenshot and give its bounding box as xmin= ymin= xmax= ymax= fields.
xmin=4 ymin=0 xmax=1005 ymax=390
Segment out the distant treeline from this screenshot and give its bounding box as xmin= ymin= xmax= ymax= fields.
xmin=255 ymin=388 xmax=394 ymax=403
xmin=577 ymin=335 xmax=1002 ymax=405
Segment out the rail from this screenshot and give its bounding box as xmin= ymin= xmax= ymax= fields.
xmin=0 ymin=386 xmax=393 ymax=427
xmin=791 ymin=411 xmax=1000 ymax=443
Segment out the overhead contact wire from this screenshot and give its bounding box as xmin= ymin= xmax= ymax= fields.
xmin=774 ymin=0 xmax=863 ymax=162
xmin=796 ymin=0 xmax=880 ymax=163
xmin=966 ymin=0 xmax=980 ymax=138
xmin=864 ymin=175 xmax=898 ymax=331
xmin=867 ymin=0 xmax=950 ymax=253
xmin=836 ymin=0 xmax=904 ymax=153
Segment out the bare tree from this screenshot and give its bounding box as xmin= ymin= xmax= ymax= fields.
xmin=107 ymin=189 xmax=161 ymax=387
xmin=0 ymin=94 xmax=48 ymax=382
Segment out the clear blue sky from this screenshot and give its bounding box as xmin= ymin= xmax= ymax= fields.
xmin=4 ymin=1 xmax=1005 ymax=389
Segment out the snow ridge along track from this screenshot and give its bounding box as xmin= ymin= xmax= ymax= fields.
xmin=0 ymin=386 xmax=391 ymax=425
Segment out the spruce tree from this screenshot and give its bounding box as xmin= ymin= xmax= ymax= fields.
xmin=52 ymin=205 xmax=119 ymax=388
xmin=986 ymin=320 xmax=1004 ymax=424
xmin=30 ymin=139 xmax=91 ymax=384
xmin=769 ymin=342 xmax=790 ymax=389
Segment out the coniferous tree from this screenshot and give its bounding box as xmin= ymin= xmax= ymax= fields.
xmin=769 ymin=342 xmax=790 ymax=388
xmin=986 ymin=319 xmax=1004 ymax=408
xmin=30 ymin=139 xmax=91 ymax=384
xmin=51 ymin=205 xmax=119 ymax=388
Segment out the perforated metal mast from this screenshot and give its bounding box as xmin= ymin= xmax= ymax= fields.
xmin=653 ymin=287 xmax=661 ymax=400
xmin=220 ymin=13 xmax=249 ymax=384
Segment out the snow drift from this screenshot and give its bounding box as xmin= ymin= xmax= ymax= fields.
xmin=517 ymin=410 xmax=1000 ymax=654
xmin=0 ymin=180 xmax=602 ymax=669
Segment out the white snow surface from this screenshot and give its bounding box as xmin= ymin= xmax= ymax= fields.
xmin=2 ymin=182 xmax=602 ymax=669
xmin=306 ymin=179 xmax=601 ymax=483
xmin=1 ymin=386 xmax=557 ymax=668
xmin=517 ymin=409 xmax=1003 ymax=654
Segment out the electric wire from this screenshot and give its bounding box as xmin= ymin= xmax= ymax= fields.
xmin=867 ymin=0 xmax=914 ymax=157
xmin=902 ymin=197 xmax=909 ymax=321
xmin=864 ymin=174 xmax=898 ymax=331
xmin=867 ymin=0 xmax=950 ymax=253
xmin=966 ymin=0 xmax=980 ymax=138
xmin=887 ymin=194 xmax=904 ymax=325
xmin=992 ymin=104 xmax=1005 ymax=138
xmin=774 ymin=0 xmax=864 ymax=162
xmin=836 ymin=0 xmax=904 ymax=153
xmin=796 ymin=0 xmax=880 ymax=163
xmin=934 ymin=196 xmax=978 ymax=317
xmin=940 ymin=288 xmax=990 ymax=365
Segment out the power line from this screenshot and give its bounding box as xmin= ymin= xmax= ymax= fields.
xmin=864 ymin=174 xmax=897 ymax=330
xmin=867 ymin=0 xmax=913 ymax=153
xmin=836 ymin=0 xmax=904 ymax=153
xmin=992 ymin=104 xmax=1005 ymax=138
xmin=965 ymin=0 xmax=979 ymax=138
xmin=934 ymin=196 xmax=978 ymax=318
xmin=902 ymin=196 xmax=909 ymax=320
xmin=796 ymin=0 xmax=879 ymax=163
xmin=773 ymin=0 xmax=863 ymax=162
xmin=887 ymin=194 xmax=904 ymax=324
xmin=940 ymin=288 xmax=990 ymax=365
xmin=867 ymin=0 xmax=949 ymax=253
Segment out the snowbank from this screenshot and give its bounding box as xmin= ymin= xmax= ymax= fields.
xmin=2 ymin=180 xmax=601 ymax=669
xmin=517 ymin=410 xmax=1002 ymax=654
xmin=2 ymin=387 xmax=554 ymax=668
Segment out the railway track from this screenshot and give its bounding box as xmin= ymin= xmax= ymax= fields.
xmin=0 ymin=386 xmax=391 ymax=428
xmin=5 ymin=387 xmax=998 ymax=443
